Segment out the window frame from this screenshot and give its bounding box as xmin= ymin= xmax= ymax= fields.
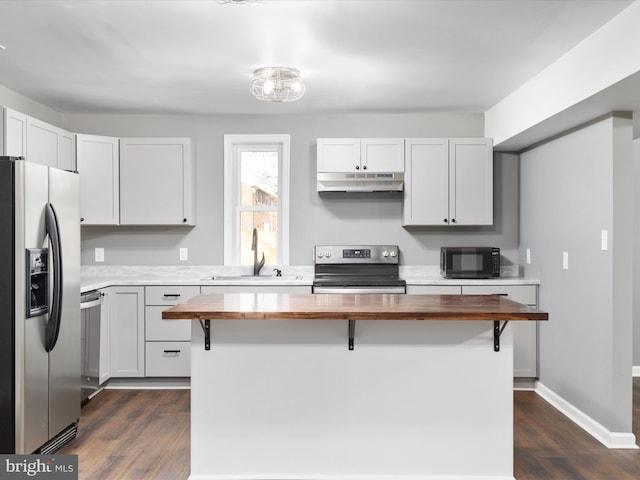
xmin=223 ymin=134 xmax=290 ymax=266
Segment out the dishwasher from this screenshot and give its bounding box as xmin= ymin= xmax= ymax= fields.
xmin=80 ymin=290 xmax=107 ymax=402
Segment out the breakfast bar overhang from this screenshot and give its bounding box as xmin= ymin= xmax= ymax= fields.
xmin=163 ymin=293 xmax=548 ymax=480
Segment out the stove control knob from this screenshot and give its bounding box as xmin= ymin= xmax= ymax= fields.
xmin=317 ymin=252 xmax=324 ymax=258
xmin=382 ymin=250 xmax=389 ymax=257
xmin=390 ymin=250 xmax=397 ymax=257
xmin=325 ymin=252 xmax=331 ymax=258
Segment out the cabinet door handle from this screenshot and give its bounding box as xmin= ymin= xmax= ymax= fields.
xmin=163 ymin=350 xmax=181 ymax=355
xmin=163 ymin=294 xmax=181 ymax=299
xmin=451 ymin=218 xmax=456 ymax=223
xmin=355 ymin=165 xmax=360 ymax=170
xmin=443 ymin=218 xmax=448 ymax=223
xmin=362 ymin=165 xmax=367 ymax=170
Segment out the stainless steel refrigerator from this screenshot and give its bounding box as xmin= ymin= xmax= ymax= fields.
xmin=0 ymin=156 xmax=81 ymax=454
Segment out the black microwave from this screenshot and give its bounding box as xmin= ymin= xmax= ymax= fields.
xmin=440 ymin=247 xmax=500 ymax=279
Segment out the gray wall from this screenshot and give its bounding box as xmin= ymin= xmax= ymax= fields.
xmin=520 ymin=115 xmax=634 ymax=432
xmin=0 ymin=85 xmax=64 ymax=127
xmin=64 ymin=113 xmax=520 ymax=267
xmin=634 ymin=133 xmax=640 ymax=368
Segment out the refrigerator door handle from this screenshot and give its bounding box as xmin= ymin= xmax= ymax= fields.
xmin=44 ymin=202 xmax=63 ymax=352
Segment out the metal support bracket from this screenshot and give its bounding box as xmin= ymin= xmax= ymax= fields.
xmin=494 ymin=320 xmax=509 ymax=352
xmin=199 ymin=319 xmax=211 ymax=350
xmin=348 ymin=320 xmax=355 ymax=351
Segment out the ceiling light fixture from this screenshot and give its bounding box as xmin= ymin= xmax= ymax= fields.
xmin=250 ymin=67 xmax=305 ymax=103
xmin=217 ymin=0 xmax=258 ymax=4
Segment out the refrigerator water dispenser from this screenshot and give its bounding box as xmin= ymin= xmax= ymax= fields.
xmin=26 ymin=248 xmax=48 ymax=318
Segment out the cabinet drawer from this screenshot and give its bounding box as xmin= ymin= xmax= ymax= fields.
xmin=145 ymin=342 xmax=190 ymax=377
xmin=145 ymin=286 xmax=200 ymax=306
xmin=461 ymin=285 xmax=537 ymax=305
xmin=145 ymin=306 xmax=191 ymax=341
xmin=200 ymin=285 xmax=311 ymax=294
xmin=406 ymin=285 xmax=462 ymax=295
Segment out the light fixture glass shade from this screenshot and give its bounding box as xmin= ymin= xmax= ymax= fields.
xmin=218 ymin=0 xmax=258 ymax=4
xmin=250 ymin=67 xmax=305 ymax=102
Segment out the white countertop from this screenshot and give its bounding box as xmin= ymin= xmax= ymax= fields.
xmin=80 ymin=265 xmax=314 ymax=292
xmin=81 ymin=265 xmax=539 ymax=293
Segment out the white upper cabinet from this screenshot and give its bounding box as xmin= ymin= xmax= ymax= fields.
xmin=403 ymin=139 xmax=449 ymax=225
xmin=26 ymin=116 xmax=59 ymax=168
xmin=2 ymin=107 xmax=75 ymax=170
xmin=2 ymin=107 xmax=27 ymax=157
xmin=76 ymin=134 xmax=120 ymax=225
xmin=403 ymin=138 xmax=493 ymax=226
xmin=317 ymin=138 xmax=404 ymax=173
xmin=449 ymin=138 xmax=493 ymax=225
xmin=58 ymin=128 xmax=76 ymax=171
xmin=317 ymin=138 xmax=359 ymax=172
xmin=360 ymin=138 xmax=404 ymax=172
xmin=119 ymin=137 xmax=195 ymax=226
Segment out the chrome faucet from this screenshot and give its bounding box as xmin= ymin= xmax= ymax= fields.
xmin=251 ymin=227 xmax=265 ymax=276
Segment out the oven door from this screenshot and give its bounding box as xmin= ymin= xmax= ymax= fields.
xmin=313 ymin=286 xmax=406 ymax=294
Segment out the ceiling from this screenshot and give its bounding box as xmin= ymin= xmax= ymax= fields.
xmin=0 ymin=0 xmax=634 ymax=117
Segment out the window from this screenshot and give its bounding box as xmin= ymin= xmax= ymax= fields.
xmin=224 ymin=135 xmax=290 ymax=266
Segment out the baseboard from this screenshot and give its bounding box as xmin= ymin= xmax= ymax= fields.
xmin=105 ymin=377 xmax=191 ymax=389
xmin=535 ymin=382 xmax=638 ymax=449
xmin=633 ymin=366 xmax=640 ymax=377
xmin=513 ymin=377 xmax=537 ymax=391
xmin=189 ymin=476 xmax=515 ymax=480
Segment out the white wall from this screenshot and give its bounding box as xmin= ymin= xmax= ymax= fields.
xmin=520 ymin=115 xmax=634 ymax=435
xmin=64 ymin=112 xmax=520 ymax=267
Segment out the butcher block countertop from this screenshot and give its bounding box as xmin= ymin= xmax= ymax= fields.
xmin=162 ymin=293 xmax=548 ymax=321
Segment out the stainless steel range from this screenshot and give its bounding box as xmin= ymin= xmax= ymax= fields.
xmin=312 ymin=245 xmax=406 ymax=294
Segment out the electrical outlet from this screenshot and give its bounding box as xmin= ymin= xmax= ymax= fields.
xmin=526 ymin=248 xmax=531 ymax=264
xmin=95 ymin=247 xmax=104 ymax=263
xmin=562 ymin=251 xmax=569 ymax=270
xmin=601 ymin=230 xmax=608 ymax=251
xmin=179 ymin=248 xmax=188 ymax=261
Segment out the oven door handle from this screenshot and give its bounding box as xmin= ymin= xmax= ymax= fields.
xmin=313 ymin=287 xmax=406 ymax=294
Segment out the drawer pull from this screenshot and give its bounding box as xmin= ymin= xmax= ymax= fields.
xmin=162 ymin=294 xmax=181 ymax=299
xmin=163 ymin=349 xmax=181 ymax=355
xmin=495 ymin=293 xmax=509 ymax=297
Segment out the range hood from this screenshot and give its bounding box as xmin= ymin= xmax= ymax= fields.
xmin=317 ymin=172 xmax=404 ymax=192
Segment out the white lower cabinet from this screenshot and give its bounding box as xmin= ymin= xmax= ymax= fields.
xmin=200 ymin=285 xmax=311 ymax=294
xmin=461 ymin=285 xmax=538 ymax=378
xmin=406 ymin=283 xmax=538 ymax=378
xmin=145 ymin=342 xmax=191 ymax=377
xmin=144 ymin=285 xmax=200 ymax=377
xmin=109 ymin=286 xmax=145 ymax=377
xmin=406 ymin=285 xmax=462 ymax=294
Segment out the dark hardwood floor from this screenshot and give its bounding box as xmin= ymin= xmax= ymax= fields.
xmin=514 ymin=378 xmax=640 ymax=480
xmin=61 ymin=380 xmax=640 ymax=479
xmin=60 ymin=389 xmax=190 ymax=480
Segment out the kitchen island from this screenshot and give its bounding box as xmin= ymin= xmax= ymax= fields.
xmin=163 ymin=293 xmax=547 ymax=480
